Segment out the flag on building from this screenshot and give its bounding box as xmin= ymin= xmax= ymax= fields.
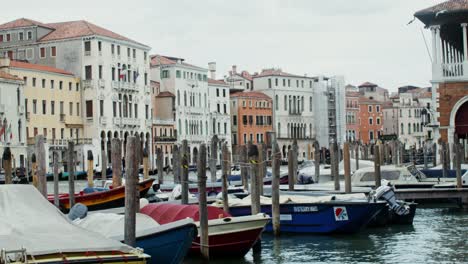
xmin=134 ymin=69 xmax=139 ymax=82
xmin=0 ymin=121 xmax=5 ymax=141
xmin=6 ymin=124 xmax=12 ymax=141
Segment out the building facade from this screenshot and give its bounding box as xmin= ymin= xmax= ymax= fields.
xmin=0 ymin=18 xmax=153 ymax=172
xmin=382 ymin=101 xmax=399 ymax=137
xmin=345 ymin=91 xmax=360 ymax=141
xmin=230 ymin=91 xmax=273 ymax=148
xmin=358 ymin=97 xmax=383 ymax=144
xmin=150 ymin=55 xmax=211 ymax=164
xmin=1 ymin=58 xmax=83 ymax=171
xmin=415 ymin=2 xmax=468 ymax=155
xmin=207 ymin=78 xmax=232 ymax=150
xmin=0 ymin=69 xmax=26 ymax=169
xmin=152 ymin=84 xmax=176 ymax=168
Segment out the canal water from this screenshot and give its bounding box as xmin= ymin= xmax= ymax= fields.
xmin=185 ymin=207 xmax=467 ymax=264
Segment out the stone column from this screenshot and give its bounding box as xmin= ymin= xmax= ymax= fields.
xmin=462 ymin=23 xmax=468 ymax=78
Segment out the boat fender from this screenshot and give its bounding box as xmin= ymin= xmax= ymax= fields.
xmin=68 ymin=203 xmax=88 ymax=220
xmin=223 ymin=218 xmax=232 ymax=222
xmin=140 ymin=198 xmax=149 ymax=209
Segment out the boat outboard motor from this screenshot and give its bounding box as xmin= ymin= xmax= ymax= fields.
xmin=374 ymin=185 xmax=410 ymax=216
xmin=297 ymin=173 xmax=314 ymax=184
xmin=170 ymin=184 xmax=182 ymax=200
xmin=68 ymin=203 xmax=88 ymax=221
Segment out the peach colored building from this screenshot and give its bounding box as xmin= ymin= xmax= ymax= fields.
xmin=345 ymin=91 xmax=360 ymax=142
xmin=230 ymin=91 xmax=273 ymax=147
xmin=358 ymin=97 xmax=384 ymax=144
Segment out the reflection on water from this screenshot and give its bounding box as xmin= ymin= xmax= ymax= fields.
xmin=185 ymin=208 xmax=467 ymax=264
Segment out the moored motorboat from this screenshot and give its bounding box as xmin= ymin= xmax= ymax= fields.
xmin=222 ymin=194 xmax=386 ymax=234
xmin=47 ymin=178 xmax=154 ymax=212
xmin=73 ymin=209 xmax=197 ymax=264
xmin=0 ymin=185 xmax=149 ymax=264
xmin=141 ymin=203 xmax=270 ymax=258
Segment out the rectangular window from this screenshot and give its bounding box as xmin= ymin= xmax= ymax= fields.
xmin=113 ymin=102 xmax=117 ymax=117
xmin=51 ymin=46 xmax=56 ymax=57
xmin=376 ymin=105 xmax=380 ymax=112
xmin=268 ymin=79 xmax=272 ymax=88
xmin=377 ymin=117 xmax=381 ymax=125
xmin=51 ymin=101 xmax=55 ymax=115
xmin=223 ymin=89 xmax=226 ymax=97
xmin=176 ymin=70 xmax=181 ymax=78
xmin=76 ymin=83 xmax=79 ymax=91
xmin=69 ymin=102 xmax=73 ymax=115
xmin=161 ymin=70 xmax=170 ymax=78
xmin=32 ymin=100 xmax=37 ymax=114
xmin=43 ymin=128 xmax=47 ymax=138
xmin=368 ymin=105 xmax=372 ymax=112
xmin=288 ymin=79 xmax=291 ymax=87
xmin=216 ymin=89 xmax=219 ymax=97
xmin=6 ymin=33 xmax=10 ymax=41
xmin=275 ymin=78 xmax=278 ymax=86
xmin=100 ymin=100 xmax=104 ymax=116
xmin=59 ymin=81 xmax=63 ymax=90
xmin=145 ymin=105 xmax=149 ymax=119
xmin=99 ymin=65 xmax=103 ymax=79
xmin=41 ymin=79 xmax=45 ymax=88
xmin=248 ymin=115 xmax=253 ymax=125
xmin=134 ymin=104 xmax=138 ymax=118
xmin=127 ymin=47 xmax=130 ymax=57
xmin=50 ymin=80 xmax=54 ymax=89
xmin=144 ymin=51 xmax=147 ymax=61
xmin=132 ymin=49 xmax=136 ymax=58
xmin=52 ymin=128 xmax=56 ymax=140
xmin=85 ymin=65 xmax=92 ymax=80
xmin=117 ymin=45 xmax=121 ymax=55
xmin=27 ymin=31 xmax=32 ymax=40
xmin=77 ymin=103 xmax=80 ymax=116
xmin=60 ymin=101 xmax=64 ymax=114
xmin=111 ymin=44 xmax=115 ymax=54
xmin=31 ymin=77 xmax=36 ymax=87
xmin=98 ymin=41 xmax=102 ymax=53
xmin=283 ymin=79 xmax=286 ymax=86
xmin=243 ymin=134 xmax=247 ymax=144
xmin=233 ymin=115 xmax=237 ymax=126
xmin=242 ymin=115 xmax=247 ymax=125
xmin=144 ymin=73 xmax=148 ymax=85
xmin=369 ymin=118 xmax=373 ymax=125
xmin=42 ymin=100 xmax=46 ymax=114
xmin=40 ymin=47 xmax=45 ymax=58
xmin=112 ymin=67 xmax=115 ymax=81
xmin=86 ymin=100 xmax=93 ymax=117
xmin=224 ymin=104 xmax=227 ymax=114
xmin=18 ymin=32 xmax=24 ymax=41
xmin=84 ymin=41 xmax=91 ymax=55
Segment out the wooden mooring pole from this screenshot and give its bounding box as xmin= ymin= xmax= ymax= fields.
xmin=156 ymin=147 xmax=163 ymax=184
xmin=172 ymin=145 xmax=180 ymax=183
xmin=36 ymin=136 xmax=47 ymax=197
xmin=210 ymin=135 xmax=219 ymax=183
xmin=197 ymin=143 xmax=209 ymax=259
xmin=101 ymin=149 xmax=107 ymax=180
xmin=111 ymin=138 xmax=122 ymax=187
xmin=355 ymin=143 xmax=360 ymax=170
xmin=240 ymin=145 xmax=249 ymax=191
xmin=2 ymin=147 xmax=12 ymax=184
xmin=258 ymin=143 xmax=266 ymax=195
xmin=455 ymin=143 xmax=463 ymax=189
xmin=432 ymin=143 xmax=437 ymax=167
xmin=31 ymin=154 xmax=37 ymax=188
xmin=314 ymin=141 xmax=320 ymax=183
xmin=143 ymin=148 xmax=149 ymax=180
xmin=124 ymin=136 xmax=138 ymax=247
xmin=249 ymin=144 xmax=260 ymax=215
xmin=344 ymin=142 xmax=351 ymax=193
xmin=87 ymin=150 xmax=94 ymax=187
xmin=181 ymin=140 xmax=189 ymax=204
xmin=331 ymin=142 xmax=340 ymax=191
xmin=271 ymin=141 xmax=281 ymax=236
xmin=53 ymin=152 xmax=59 ymax=208
xmin=67 ymin=140 xmax=75 ymax=208
xmin=221 ymin=143 xmax=230 ymax=214
xmin=374 ymin=144 xmax=381 ymax=187
xmin=442 ymin=141 xmax=448 ymax=178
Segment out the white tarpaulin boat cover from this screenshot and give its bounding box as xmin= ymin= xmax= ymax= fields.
xmin=0 ymin=185 xmax=133 ymax=256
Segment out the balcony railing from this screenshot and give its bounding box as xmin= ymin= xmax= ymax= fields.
xmin=98 ymin=79 xmax=105 ymax=89
xmin=288 ymin=109 xmax=302 ymax=115
xmin=154 ymin=136 xmax=177 ymax=142
xmin=153 ymin=118 xmax=175 ymax=125
xmin=113 ymin=117 xmax=121 ymax=126
xmin=112 ymin=81 xmax=139 ymax=92
xmin=82 ymin=79 xmax=93 ymax=89
xmin=27 ymin=137 xmax=93 ymax=146
xmin=26 ymin=112 xmax=30 ymax=121
xmin=144 ymin=85 xmax=151 ymax=94
xmin=121 ymin=117 xmax=140 ymax=126
xmin=145 ymin=119 xmax=152 ymax=127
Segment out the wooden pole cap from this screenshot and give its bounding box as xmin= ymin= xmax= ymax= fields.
xmin=87 ymin=150 xmax=93 ymax=161
xmin=143 ymin=148 xmax=149 ymax=158
xmin=31 ymin=153 xmax=36 ymax=163
xmin=248 ymin=144 xmax=259 ymax=158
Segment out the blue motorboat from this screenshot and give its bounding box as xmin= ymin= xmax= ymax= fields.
xmin=73 ymin=210 xmax=197 ymax=264
xmin=227 ymin=199 xmax=386 ymax=234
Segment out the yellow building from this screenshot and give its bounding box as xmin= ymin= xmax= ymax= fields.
xmin=0 ymin=58 xmax=84 ymax=171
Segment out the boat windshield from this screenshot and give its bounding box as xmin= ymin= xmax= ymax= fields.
xmin=361 ymin=170 xmax=401 ymax=181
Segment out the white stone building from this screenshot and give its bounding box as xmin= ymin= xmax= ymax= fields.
xmin=0 ymin=70 xmax=27 ymax=169
xmin=150 ymin=55 xmax=212 ymax=164
xmin=251 ymin=68 xmax=345 ymax=159
xmin=397 ymin=89 xmax=427 ymax=148
xmin=0 ymin=18 xmax=152 ymax=171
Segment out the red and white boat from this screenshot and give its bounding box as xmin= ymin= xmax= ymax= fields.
xmin=140 ymin=203 xmax=270 ymax=258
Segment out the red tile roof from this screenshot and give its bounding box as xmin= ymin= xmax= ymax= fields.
xmin=231 ymin=91 xmax=271 ymax=100
xmin=415 ymin=0 xmax=468 ymax=25
xmin=358 ymin=81 xmax=377 ymax=87
xmin=150 ymin=54 xmax=204 ymax=70
xmin=415 ymin=0 xmax=468 ymax=16
xmin=10 ymin=60 xmax=73 ymax=76
xmin=150 ymin=80 xmax=160 ymax=87
xmin=0 ymin=18 xmax=53 ymax=30
xmin=0 ymin=71 xmax=22 ymax=81
xmin=0 ymin=18 xmax=147 ymax=47
xmin=240 ymin=71 xmax=253 ymax=81
xmin=156 ymin=91 xmax=175 ymax=98
xmin=208 ymin=78 xmax=228 ymax=86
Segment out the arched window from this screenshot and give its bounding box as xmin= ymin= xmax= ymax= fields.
xmin=284 ymin=95 xmax=287 ymax=111
xmin=278 ymin=122 xmax=281 ymax=138
xmin=408 ymin=123 xmax=411 ymax=134
xmin=413 ymin=123 xmax=416 ymax=133
xmin=177 ymin=90 xmax=180 ymax=106
xmin=18 ymin=120 xmax=22 ymax=143
xmin=309 ymin=96 xmax=312 ymax=112
xmin=178 ymin=119 xmax=182 ymax=135
xmin=184 ymin=91 xmax=187 ymax=106
xmin=275 ymin=95 xmax=279 ymax=110
xmin=400 ymin=123 xmax=404 ymax=135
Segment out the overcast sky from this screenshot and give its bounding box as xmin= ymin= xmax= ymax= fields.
xmin=4 ymin=0 xmax=445 ymax=92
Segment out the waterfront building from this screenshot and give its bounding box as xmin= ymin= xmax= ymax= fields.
xmin=0 ymin=18 xmax=153 ymax=171
xmin=358 ymin=97 xmax=384 ymax=144
xmin=230 ymin=91 xmax=273 ymax=149
xmin=358 ymin=82 xmax=389 ymax=102
xmin=251 ymin=68 xmax=345 ymax=159
xmin=345 ymin=91 xmax=360 ymax=142
xmin=152 ymin=82 xmax=176 ymax=168
xmin=415 ymin=1 xmax=468 ymax=153
xmin=224 ymin=65 xmax=254 ymax=93
xmin=382 ymin=101 xmax=399 ymax=137
xmin=207 ymin=77 xmax=232 ymax=151
xmin=0 ymin=58 xmax=82 ymax=171
xmin=150 ymin=55 xmax=211 ymax=163
xmin=0 ymin=68 xmax=26 ymax=169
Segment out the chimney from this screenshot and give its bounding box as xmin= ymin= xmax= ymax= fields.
xmin=0 ymin=57 xmax=11 ymax=72
xmin=232 ymin=65 xmax=237 ymax=75
xmin=208 ymin=62 xmax=216 ymax=79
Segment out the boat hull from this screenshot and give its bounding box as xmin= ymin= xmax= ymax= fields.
xmin=136 ymin=222 xmax=197 ymax=264
xmin=228 ymin=202 xmax=385 ymax=234
xmin=48 ymin=179 xmax=154 ymax=212
xmin=368 ymin=202 xmax=417 ymax=227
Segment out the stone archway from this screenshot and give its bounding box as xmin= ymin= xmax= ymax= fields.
xmin=449 ymin=96 xmax=468 ymax=144
xmin=193 ymin=147 xmax=198 ymax=164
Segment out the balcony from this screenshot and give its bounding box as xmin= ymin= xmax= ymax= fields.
xmin=17 ymin=105 xmax=24 ymax=115
xmin=154 ymin=135 xmax=177 ymax=142
xmin=99 ymin=116 xmax=107 ymax=125
xmin=112 ymin=81 xmax=139 ymax=93
xmin=0 ymin=104 xmax=5 ymax=114
xmin=144 ymin=85 xmax=150 ymax=94
xmin=84 ymin=50 xmax=91 ymax=56
xmin=98 ymin=79 xmax=105 ymax=89
xmin=288 ymin=109 xmax=302 ymax=116
xmin=82 ymin=79 xmax=93 ymax=90
xmin=121 ymin=117 xmax=140 ymax=127
xmin=113 ymin=117 xmax=121 ymax=126
xmin=153 ymin=118 xmax=175 ymax=126
xmin=48 ymin=138 xmax=68 ymax=148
